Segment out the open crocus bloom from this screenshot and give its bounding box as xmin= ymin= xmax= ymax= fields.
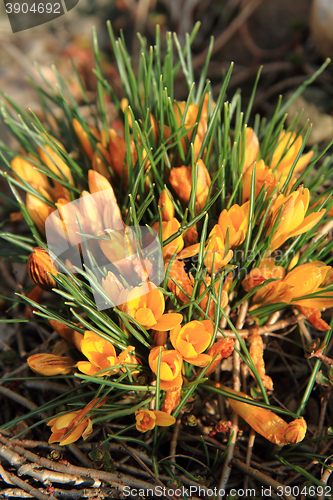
xmin=251 ymin=262 xmax=333 ymax=330
xmin=149 ymin=346 xmax=183 ymax=391
xmin=268 ymin=186 xmax=325 ymax=252
xmin=242 ymin=257 xmax=286 ymax=292
xmin=270 ymin=130 xmax=313 ymax=177
xmin=48 ymin=397 xmax=105 ymax=445
xmin=218 ymin=202 xmax=249 ymax=248
xmin=76 ymin=330 xmax=119 ymax=376
xmin=135 ymin=408 xmax=175 ymax=432
xmin=122 ymin=284 xmax=183 ymax=332
xmin=170 ymin=320 xmax=214 ymax=366
xmin=48 ymin=411 xmax=93 ymax=446
xmin=204 ymin=225 xmax=234 ymax=274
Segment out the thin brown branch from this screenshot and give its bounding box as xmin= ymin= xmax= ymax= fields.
xmin=319 ymin=461 xmax=333 ymax=500
xmin=0 ymin=386 xmax=48 ymax=420
xmin=17 ymin=463 xmax=101 ymax=488
xmin=67 ymin=443 xmax=94 ymax=468
xmin=0 ymin=464 xmax=57 ymax=500
xmin=218 ymin=314 xmax=304 ymax=337
xmin=243 ymin=428 xmax=256 ymax=491
xmin=104 ymin=429 xmax=176 ymax=498
xmin=217 ymin=300 xmax=248 ymax=497
xmin=232 ymin=459 xmax=297 ymax=500
xmin=314 ymin=387 xmax=332 ymax=453
xmin=169 ymin=417 xmax=182 ymax=473
xmin=0 ymin=434 xmax=177 ymax=500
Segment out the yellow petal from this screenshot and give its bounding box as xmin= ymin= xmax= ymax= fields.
xmin=153 ymin=313 xmax=183 ymax=331
xmin=76 ymin=361 xmax=101 ymax=376
xmin=184 ymin=353 xmax=212 ymax=367
xmin=82 ymin=418 xmax=94 ymax=440
xmin=154 ymin=410 xmax=176 ymax=426
xmin=288 ymin=210 xmax=325 ymax=238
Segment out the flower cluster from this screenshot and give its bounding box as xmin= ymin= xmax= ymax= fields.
xmin=3 ymin=29 xmax=332 ymax=456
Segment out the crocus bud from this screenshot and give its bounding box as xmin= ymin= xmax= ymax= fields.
xmin=120 ymin=98 xmax=133 ymax=129
xmin=96 ymin=142 xmax=111 ymax=164
xmin=73 ymin=118 xmax=94 ymax=160
xmin=49 ymin=320 xmax=83 ymax=351
xmin=88 ymin=170 xmax=120 ymax=215
xmin=283 ymin=418 xmax=307 ymax=444
xmin=162 ymin=386 xmax=182 ymax=414
xmin=24 ymin=285 xmax=43 ymax=319
xmin=241 ymin=127 xmax=260 ymax=173
xmin=204 ymin=338 xmax=235 ymax=375
xmin=80 ymin=190 xmax=104 ymax=234
xmin=287 ymin=252 xmax=300 ymax=271
xmin=102 ymin=271 xmax=129 ymax=306
xmin=217 ymin=383 xmax=307 ymax=446
xmin=158 ymin=189 xmax=174 ymax=221
xmin=28 ymin=353 xmax=75 ymax=375
xmin=92 ymin=150 xmax=111 ymax=181
xmin=37 ymin=138 xmax=74 ymax=185
xmin=27 ymin=247 xmax=58 ymax=291
xmin=152 ymin=218 xmax=184 ymax=260
xmin=184 ymin=225 xmax=198 ymax=246
xmin=11 ymin=156 xmax=50 ymax=192
xmin=26 ymin=190 xmax=55 ymax=235
xmin=218 ymin=202 xmax=249 ymax=248
xmin=108 ymin=129 xmax=139 ymax=185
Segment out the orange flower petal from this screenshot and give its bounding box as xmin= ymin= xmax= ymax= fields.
xmin=76 ymin=361 xmax=101 ymax=376
xmin=153 ymin=313 xmax=183 ymax=331
xmin=60 ymin=421 xmax=89 ymax=446
xmin=135 ymin=308 xmax=157 ymax=328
